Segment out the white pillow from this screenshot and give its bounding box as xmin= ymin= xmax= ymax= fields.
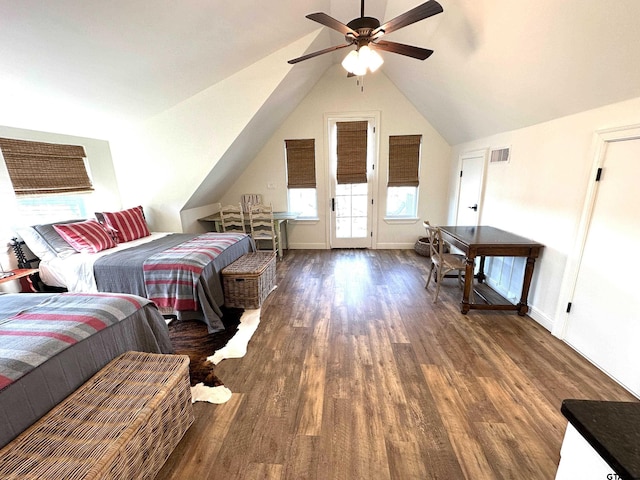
xmin=16 ymin=226 xmax=57 ymax=262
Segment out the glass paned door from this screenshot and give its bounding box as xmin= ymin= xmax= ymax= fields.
xmin=335 ymin=183 xmax=369 ymax=239
xmin=328 ymin=114 xmax=378 ymax=249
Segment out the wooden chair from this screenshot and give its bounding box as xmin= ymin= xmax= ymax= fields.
xmin=424 ymin=221 xmax=467 ymax=303
xmin=249 ymin=203 xmax=277 ymax=253
xmin=241 ymin=194 xmax=262 ymax=214
xmin=219 ymin=203 xmax=246 ymax=233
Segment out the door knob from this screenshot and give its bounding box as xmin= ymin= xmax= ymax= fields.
xmin=468 ymin=204 xmax=478 ymax=211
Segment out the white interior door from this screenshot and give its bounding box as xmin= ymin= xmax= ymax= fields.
xmin=328 ymin=115 xmax=377 ymax=249
xmin=456 ymin=151 xmax=486 ymax=226
xmin=563 ymin=136 xmax=640 ymax=394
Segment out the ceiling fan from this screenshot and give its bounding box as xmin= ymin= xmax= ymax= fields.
xmin=287 ymin=0 xmax=444 ymax=76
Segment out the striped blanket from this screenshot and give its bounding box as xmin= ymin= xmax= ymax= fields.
xmin=0 ymin=292 xmax=151 ymax=391
xmin=142 ymin=232 xmax=248 ymax=312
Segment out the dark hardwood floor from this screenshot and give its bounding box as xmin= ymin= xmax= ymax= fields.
xmin=156 ymin=249 xmax=636 ymax=480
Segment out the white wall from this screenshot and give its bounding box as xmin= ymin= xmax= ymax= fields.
xmin=218 ymin=64 xmax=452 ymax=249
xmin=447 ymin=95 xmax=640 ymax=331
xmin=107 ymin=33 xmax=321 ymax=234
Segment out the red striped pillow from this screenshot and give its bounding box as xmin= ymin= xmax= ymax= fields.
xmin=98 ymin=206 xmax=150 ymax=243
xmin=53 ymin=220 xmax=117 ymax=253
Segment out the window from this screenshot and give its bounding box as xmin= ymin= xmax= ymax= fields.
xmin=386 ymin=135 xmax=421 ymax=218
xmin=386 ymin=186 xmax=418 ymax=217
xmin=16 ymin=194 xmax=89 ymax=226
xmin=285 ymin=139 xmax=317 ymax=218
xmin=287 ymin=188 xmax=317 ymax=218
xmin=335 ymin=183 xmax=368 ymax=238
xmin=334 ymin=121 xmax=370 ymax=238
xmin=336 ymin=121 xmax=368 ymax=184
xmin=0 ymin=137 xmax=93 ymax=226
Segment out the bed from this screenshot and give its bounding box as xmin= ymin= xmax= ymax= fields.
xmin=0 ymin=291 xmax=173 ymax=449
xmin=17 ymin=206 xmax=254 ymax=334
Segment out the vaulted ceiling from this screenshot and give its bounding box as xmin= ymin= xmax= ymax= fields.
xmin=1 ymin=0 xmax=640 ymax=145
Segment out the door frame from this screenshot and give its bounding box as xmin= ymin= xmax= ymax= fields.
xmin=323 ymin=111 xmax=380 ymax=249
xmin=454 ymin=148 xmax=488 ymax=226
xmin=552 ymin=123 xmax=640 ymax=338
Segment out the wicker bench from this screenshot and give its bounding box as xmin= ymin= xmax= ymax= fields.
xmin=222 ymin=251 xmax=276 ymax=309
xmin=0 ymin=351 xmax=193 ymax=480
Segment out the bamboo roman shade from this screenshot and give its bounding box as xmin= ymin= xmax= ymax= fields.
xmin=336 ymin=121 xmax=368 ymax=184
xmin=388 ymin=135 xmax=422 ymax=187
xmin=0 ymin=137 xmax=93 ymax=195
xmin=285 ymin=139 xmax=316 ymax=188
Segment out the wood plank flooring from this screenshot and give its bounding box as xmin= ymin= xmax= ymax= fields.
xmin=156 ymin=249 xmax=636 ymax=480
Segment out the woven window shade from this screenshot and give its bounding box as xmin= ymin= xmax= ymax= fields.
xmin=388 ymin=135 xmax=422 ymax=187
xmin=336 ymin=121 xmax=368 ymax=184
xmin=0 ymin=137 xmax=93 ymax=195
xmin=285 ymin=139 xmax=316 ymax=188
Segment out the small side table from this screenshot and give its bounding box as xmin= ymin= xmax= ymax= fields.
xmin=0 ymin=268 xmax=39 ymax=292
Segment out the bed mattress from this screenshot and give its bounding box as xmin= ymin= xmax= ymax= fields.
xmin=0 ymin=292 xmax=173 ymax=449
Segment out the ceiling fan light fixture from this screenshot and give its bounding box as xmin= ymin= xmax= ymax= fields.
xmin=288 ymin=1 xmax=443 ymax=71
xmin=341 ymin=49 xmax=364 ymax=75
xmin=341 ymin=45 xmax=383 ymax=76
xmin=360 ymin=45 xmax=384 ymax=72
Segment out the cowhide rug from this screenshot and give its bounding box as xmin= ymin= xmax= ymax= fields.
xmin=167 ymin=307 xmax=261 ymax=404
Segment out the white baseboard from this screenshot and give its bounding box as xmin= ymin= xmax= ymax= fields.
xmin=287 ymin=242 xmax=328 ymax=250
xmin=374 ymin=242 xmax=415 ymax=249
xmin=527 ymin=304 xmax=554 ymax=332
xmin=288 ymin=243 xmax=417 ymax=250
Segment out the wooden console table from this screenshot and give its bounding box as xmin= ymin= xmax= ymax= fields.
xmin=439 ymin=226 xmax=543 ymax=315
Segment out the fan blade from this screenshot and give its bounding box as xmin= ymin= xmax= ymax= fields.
xmin=288 ymin=43 xmax=352 ymax=64
xmin=306 ymin=12 xmax=359 ymax=37
xmin=370 ymin=40 xmax=434 ymax=60
xmin=372 ymin=0 xmax=443 ymax=36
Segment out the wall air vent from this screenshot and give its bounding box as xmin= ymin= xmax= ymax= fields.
xmin=490 ymin=146 xmax=510 ymax=163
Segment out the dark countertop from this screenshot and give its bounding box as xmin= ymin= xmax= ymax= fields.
xmin=561 ymin=399 xmax=640 ymax=480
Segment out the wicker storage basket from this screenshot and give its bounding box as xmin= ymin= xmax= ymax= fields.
xmin=222 ymin=251 xmax=276 ymax=309
xmin=414 ymin=237 xmax=449 ymax=256
xmin=0 ymin=351 xmax=193 ymax=480
xmin=414 ymin=237 xmax=432 ymax=256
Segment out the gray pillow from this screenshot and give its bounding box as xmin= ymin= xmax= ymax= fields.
xmin=32 ymin=219 xmax=84 ymax=258
xmin=16 ymin=227 xmax=57 ymax=261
